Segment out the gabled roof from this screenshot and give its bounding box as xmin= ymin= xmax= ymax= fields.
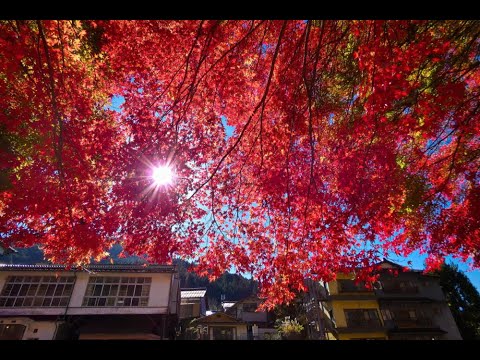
xmin=0 ymin=263 xmax=176 ymax=273
xmin=181 ymin=288 xmax=207 ymax=299
xmin=221 ymin=301 xmax=237 ymax=309
xmin=376 ymin=259 xmax=405 ymax=270
xmin=191 ymin=312 xmax=245 ymax=325
xmin=375 ymin=259 xmax=439 ymax=277
xmin=227 ymin=294 xmax=264 ymax=310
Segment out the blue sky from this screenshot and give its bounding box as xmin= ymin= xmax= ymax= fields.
xmin=110 ymin=95 xmax=125 ymax=112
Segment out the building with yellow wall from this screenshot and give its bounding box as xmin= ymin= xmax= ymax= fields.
xmin=322 ymin=273 xmax=387 ymax=340
xmin=304 ymin=260 xmax=462 ymax=340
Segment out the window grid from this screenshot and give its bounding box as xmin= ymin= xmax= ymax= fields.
xmin=338 ymin=280 xmax=371 ymax=293
xmin=82 ymin=276 xmax=151 ymax=307
xmin=344 ymin=309 xmax=382 ymax=328
xmin=0 ymin=276 xmax=74 ymax=308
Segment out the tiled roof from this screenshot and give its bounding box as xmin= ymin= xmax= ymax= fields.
xmin=221 ymin=302 xmax=237 ymax=309
xmin=0 ymin=263 xmax=176 ymax=273
xmin=181 ymin=288 xmax=207 ymax=299
xmin=191 ymin=312 xmax=244 ymax=325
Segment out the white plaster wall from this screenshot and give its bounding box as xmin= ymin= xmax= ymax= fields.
xmin=168 ymin=272 xmax=179 ymax=315
xmin=68 ymin=272 xmax=87 ymax=308
xmin=67 ymin=272 xmax=172 ymax=315
xmin=0 ymin=317 xmax=59 ymax=340
xmin=0 ymin=270 xmax=174 ymax=316
xmin=23 ymin=320 xmax=58 ymax=340
xmin=149 ymin=273 xmax=172 ymax=308
xmin=69 ymin=272 xmax=173 ymax=308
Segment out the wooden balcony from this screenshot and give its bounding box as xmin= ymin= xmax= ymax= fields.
xmin=384 ymin=317 xmax=435 ymax=329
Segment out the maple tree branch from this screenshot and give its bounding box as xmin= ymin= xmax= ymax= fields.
xmin=37 ymin=21 xmax=81 ymax=235
xmin=37 ymin=21 xmax=65 ymax=182
xmin=187 ymin=21 xmax=287 ymax=200
xmin=425 ymin=134 xmax=464 ymax=202
xmin=146 ymin=21 xmax=265 ymax=157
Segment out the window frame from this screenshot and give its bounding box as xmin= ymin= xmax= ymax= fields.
xmin=0 ymin=275 xmax=74 ymax=308
xmin=344 ymin=309 xmax=382 ymax=328
xmin=82 ymin=276 xmax=151 ymax=307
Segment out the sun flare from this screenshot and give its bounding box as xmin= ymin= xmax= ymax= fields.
xmin=152 ymin=166 xmax=173 ymax=186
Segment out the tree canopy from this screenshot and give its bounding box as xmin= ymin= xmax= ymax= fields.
xmin=1 ymin=20 xmax=479 ymax=307
xmin=438 ymin=263 xmax=480 ymax=339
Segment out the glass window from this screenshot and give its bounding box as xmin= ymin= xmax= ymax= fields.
xmin=101 ymin=285 xmax=111 ymax=296
xmin=54 ymin=285 xmax=64 ymax=297
xmin=1 ymin=284 xmax=13 ymax=296
xmin=14 ymin=298 xmax=24 ymax=307
xmin=27 ymin=284 xmax=38 ymax=296
xmin=338 ymin=280 xmax=370 ymax=293
xmin=51 ymin=298 xmax=61 ymax=307
xmin=46 ymin=285 xmax=56 ymax=296
xmin=82 ymin=276 xmax=151 ymax=307
xmin=0 ymin=275 xmax=74 ymax=308
xmin=344 ymin=309 xmax=381 ymax=328
xmin=23 ymin=298 xmax=34 ymax=306
xmin=19 ymin=285 xmax=29 ymax=297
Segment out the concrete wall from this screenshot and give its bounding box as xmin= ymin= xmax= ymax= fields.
xmin=241 ymin=311 xmax=268 ymax=323
xmin=434 ymin=303 xmax=462 ymax=340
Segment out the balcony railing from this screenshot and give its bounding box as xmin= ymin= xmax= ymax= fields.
xmin=346 ymin=319 xmax=383 ymax=328
xmin=384 ymin=317 xmax=434 ymax=329
xmin=338 ymin=281 xmax=372 ymax=293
